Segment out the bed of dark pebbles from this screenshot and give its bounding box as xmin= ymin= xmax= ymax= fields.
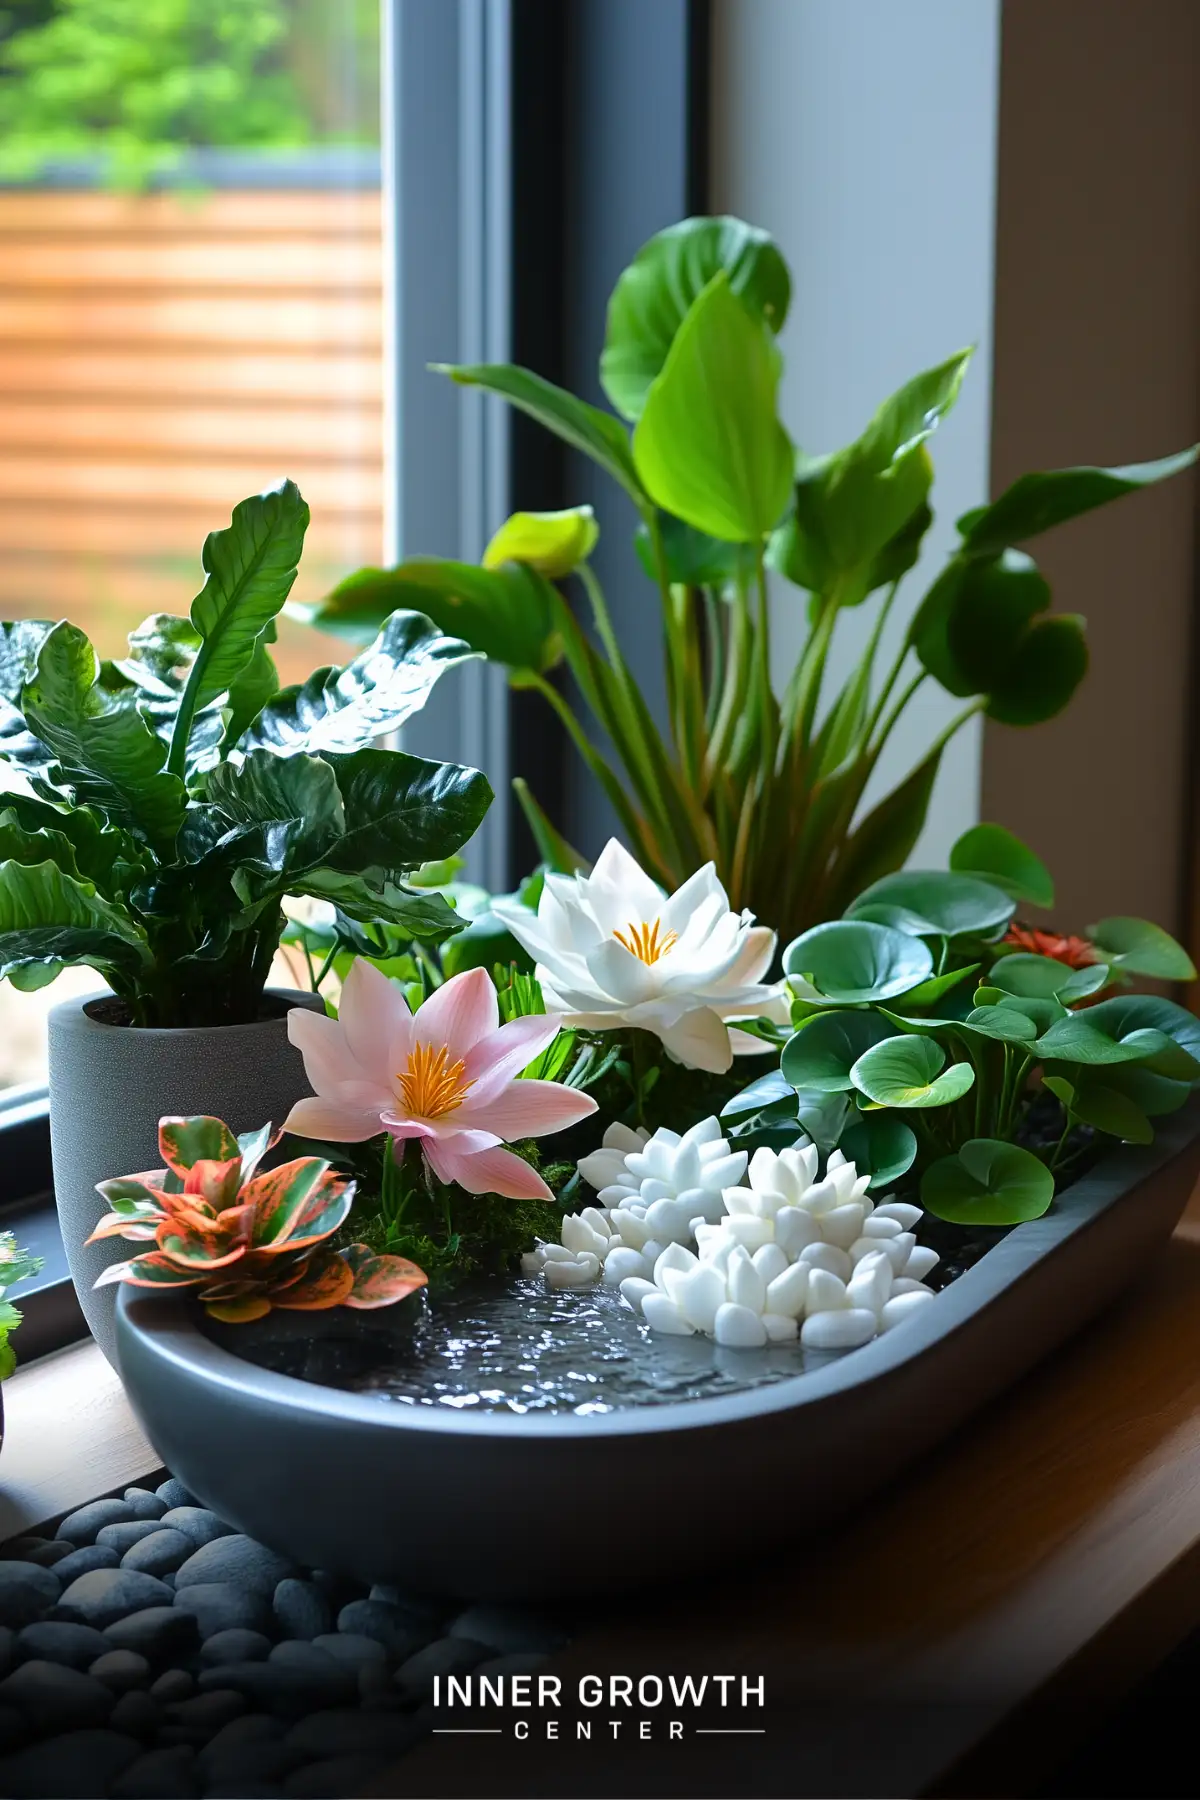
xmin=0 ymin=1478 xmax=567 ymax=1799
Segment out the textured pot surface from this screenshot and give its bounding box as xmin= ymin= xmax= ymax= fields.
xmin=116 ymin=1100 xmax=1200 ymax=1600
xmin=50 ymin=987 xmax=324 ymax=1367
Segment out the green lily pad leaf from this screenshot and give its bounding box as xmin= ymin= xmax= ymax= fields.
xmin=780 ymin=1010 xmax=896 ymax=1093
xmin=1044 ymin=1071 xmax=1153 ymax=1145
xmin=633 ymin=271 xmax=794 ymax=543
xmin=849 ymin=1034 xmax=975 ymax=1109
xmin=839 ymin=1113 xmax=919 ymax=1190
xmin=1085 ymin=916 xmax=1197 ymax=982
xmin=921 ymin=1139 xmax=1055 ymax=1225
xmin=973 ymin=991 xmax=1067 ymax=1035
xmin=950 ymin=822 xmax=1054 ymax=908
xmin=784 ymin=918 xmax=933 ymax=1005
xmin=846 ymin=869 xmax=1014 ymax=941
xmin=1081 ymin=1063 xmax=1193 ymax=1119
xmin=601 ymin=214 xmax=791 ymax=422
xmin=1034 ymin=995 xmax=1199 ymax=1075
xmin=988 ymin=953 xmax=1108 ymax=1004
xmin=955 ymin=447 xmax=1199 ymax=556
xmin=962 ymin=1004 xmax=1039 ymax=1043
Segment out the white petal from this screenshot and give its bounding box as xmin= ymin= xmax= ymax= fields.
xmin=642 ymin=1292 xmax=696 ymax=1336
xmin=765 ymin=1261 xmax=810 ymax=1319
xmin=713 ymin=1302 xmax=767 ymax=1348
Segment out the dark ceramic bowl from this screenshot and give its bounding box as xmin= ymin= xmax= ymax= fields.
xmin=115 ymin=1101 xmax=1200 ymax=1600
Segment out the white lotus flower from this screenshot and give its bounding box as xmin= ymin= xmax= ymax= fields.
xmin=522 ymin=1116 xmax=746 ymax=1289
xmin=491 ymin=839 xmax=787 ymax=1073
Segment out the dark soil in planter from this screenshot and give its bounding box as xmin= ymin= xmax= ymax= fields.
xmin=83 ymin=992 xmax=301 ymax=1030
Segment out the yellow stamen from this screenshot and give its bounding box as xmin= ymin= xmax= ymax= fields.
xmin=613 ymin=917 xmax=678 ymax=965
xmin=397 ymin=1041 xmax=472 ymax=1119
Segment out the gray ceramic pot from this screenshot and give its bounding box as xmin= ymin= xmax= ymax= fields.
xmin=115 ymin=1099 xmax=1200 ymax=1600
xmin=49 ymin=987 xmax=324 ymax=1367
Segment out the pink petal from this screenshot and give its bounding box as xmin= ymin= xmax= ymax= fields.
xmin=281 ymin=1096 xmax=385 ymax=1142
xmin=425 ymin=1137 xmax=554 ymax=1201
xmin=405 ymin=1124 xmax=498 ymax=1156
xmin=287 ymin=1008 xmax=365 ymax=1092
xmin=340 ymin=959 xmax=412 ymax=1078
xmin=459 ymin=1079 xmax=597 ymax=1141
xmin=414 ymin=967 xmax=498 ymax=1059
xmin=461 ymin=1013 xmax=562 ymax=1102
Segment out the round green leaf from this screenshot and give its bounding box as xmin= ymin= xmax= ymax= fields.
xmin=784 ymin=918 xmax=933 ymax=1005
xmin=846 ymin=869 xmax=1014 ymax=940
xmin=962 ymin=1004 xmax=1038 ymax=1043
xmin=849 ymin=1034 xmax=975 ymax=1109
xmin=1057 ymin=1073 xmax=1154 ymax=1145
xmin=988 ymin=953 xmax=1108 ymax=1003
xmin=780 ymin=1010 xmax=896 ymax=1093
xmin=985 ymin=613 xmax=1088 ymax=727
xmin=601 ymin=216 xmax=791 ymax=422
xmin=950 ymin=822 xmax=1054 ymax=908
xmin=1034 ymin=994 xmax=1200 ymax=1074
xmin=632 ymin=271 xmax=794 ymax=544
xmin=1086 ymin=916 xmax=1197 ymax=981
xmin=839 ymin=1113 xmax=919 ymax=1190
xmin=921 ymin=1139 xmax=1055 ymax=1226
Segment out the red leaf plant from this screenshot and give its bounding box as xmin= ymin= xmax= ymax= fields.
xmin=89 ymin=1115 xmax=426 ymax=1325
xmin=1002 ymin=923 xmax=1097 ymax=969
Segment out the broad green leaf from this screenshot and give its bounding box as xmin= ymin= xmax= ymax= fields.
xmin=849 ymin=1033 xmax=975 ymax=1108
xmin=170 ymin=480 xmax=309 ymax=772
xmin=634 ymin=513 xmax=755 ymax=588
xmin=950 ymin=822 xmax=1054 ymax=908
xmin=601 ymin=215 xmax=791 ymax=421
xmin=957 ymin=447 xmax=1199 ymax=557
xmin=1086 ymin=915 xmax=1196 ymax=981
xmin=205 ymin=751 xmax=344 ymax=881
xmin=0 ymin=620 xmax=56 ymax=769
xmin=721 ymin=1068 xmax=794 ymax=1119
xmin=839 ymin=1113 xmax=919 ymax=1189
xmin=1035 ymin=995 xmax=1200 ymax=1075
xmin=921 ymin=1139 xmax=1054 ymax=1225
xmin=1044 ymin=1072 xmax=1153 ymax=1145
xmin=821 ymin=743 xmax=944 ymax=918
xmin=847 ymin=869 xmax=1013 ymax=941
xmin=436 ymin=361 xmax=646 ymax=506
xmin=780 ymin=1010 xmax=895 ymax=1093
xmin=1081 ymin=1062 xmax=1192 ymax=1119
xmin=221 ymin=621 xmax=281 ymax=751
xmin=0 ymin=795 xmax=143 ymax=894
xmin=236 ymin=611 xmax=477 ymax=757
xmin=783 ymin=918 xmax=933 ymax=1005
xmin=974 ymin=992 xmax=1066 ymax=1035
xmin=985 ymin=613 xmax=1088 ymax=727
xmin=988 ymin=953 xmax=1108 ymax=1004
xmin=633 ymin=271 xmax=794 ymax=543
xmin=322 ymin=748 xmax=493 ymax=874
xmin=961 ymin=1004 xmax=1038 ymax=1043
xmin=483 ymin=507 xmax=598 ymax=577
xmin=298 ymin=867 xmax=464 ymax=939
xmin=0 ymin=856 xmax=150 ymax=982
xmin=21 ymin=622 xmax=186 ymax=848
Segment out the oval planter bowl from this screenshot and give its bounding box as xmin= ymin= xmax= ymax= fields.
xmin=50 ymin=987 xmax=325 ymax=1367
xmin=116 ymin=1101 xmax=1200 ymax=1600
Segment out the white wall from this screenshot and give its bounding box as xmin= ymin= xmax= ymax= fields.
xmin=710 ymin=0 xmax=1002 ymax=867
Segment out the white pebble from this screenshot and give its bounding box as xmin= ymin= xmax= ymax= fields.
xmin=752 ymin=1242 xmax=790 ymax=1286
xmin=820 ymin=1203 xmax=866 ymax=1249
xmin=805 ymin=1267 xmax=848 ymax=1313
xmin=765 ymin=1261 xmax=809 ymax=1319
xmin=774 ymin=1207 xmax=819 ymax=1257
xmin=713 ymin=1302 xmax=768 ymax=1348
xmin=539 ymin=1242 xmax=577 ymax=1263
xmin=561 ymin=1214 xmax=609 ymax=1257
xmin=718 ymin=1214 xmax=774 ymax=1252
xmin=669 ymin=1263 xmax=726 ymax=1335
xmin=861 ymin=1214 xmax=903 ymax=1239
xmin=880 ymin=1290 xmax=936 ymax=1331
xmin=640 ymin=1239 xmax=667 ymax=1266
xmin=727 ymin=1246 xmax=766 ymax=1314
xmin=644 ymin=1196 xmax=694 ymax=1243
xmin=609 ymin=1206 xmax=652 ymax=1250
xmin=641 ymin=1292 xmax=696 ymax=1335
xmin=545 ymin=1253 xmax=600 ymax=1289
xmin=603 ymin=1245 xmax=650 ymax=1285
xmin=799 ymin=1242 xmax=852 ymax=1281
xmin=801 ymin=1307 xmax=879 ymax=1350
xmin=890 ymin=1276 xmax=931 ymax=1295
xmin=618 ymin=1277 xmax=657 ymax=1314
xmin=847 ymin=1254 xmax=892 ymax=1316
xmin=871 ymin=1201 xmax=923 ymax=1230
xmin=903 ymin=1244 xmax=940 ymax=1281
xmin=762 ymin=1312 xmax=799 ymax=1342
xmin=653 ymin=1241 xmax=696 ymax=1279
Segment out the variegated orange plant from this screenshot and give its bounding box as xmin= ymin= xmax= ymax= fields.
xmin=90 ymin=1114 xmax=426 ymax=1324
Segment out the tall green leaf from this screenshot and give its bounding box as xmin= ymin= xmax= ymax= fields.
xmin=21 ymin=623 xmax=186 ymax=848
xmin=822 ymin=743 xmax=944 ymax=918
xmin=168 ymin=480 xmax=309 ymax=775
xmin=956 ymin=446 xmax=1199 ymax=556
xmin=601 ymin=215 xmax=791 ymax=421
xmin=234 ymin=611 xmax=477 ymax=758
xmin=0 ymin=856 xmax=150 ymax=981
xmin=436 ymin=362 xmax=646 ymax=507
xmin=633 ymin=272 xmax=794 ymax=542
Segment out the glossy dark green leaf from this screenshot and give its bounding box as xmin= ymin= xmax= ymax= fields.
xmin=839 ymin=1112 xmax=919 ymax=1189
xmin=950 ymin=822 xmax=1054 ymax=908
xmin=888 ymin=963 xmax=979 ymax=1011
xmin=235 ymin=611 xmax=477 ymax=758
xmin=0 ymin=620 xmax=56 ymax=770
xmin=780 ymin=1009 xmax=896 ymax=1092
xmin=436 ymin=361 xmax=646 ymax=506
xmin=1085 ymin=915 xmax=1196 ymax=981
xmin=221 ymin=622 xmax=280 ymax=751
xmin=784 ymin=918 xmax=933 ymax=1004
xmin=956 ymin=447 xmax=1199 ymax=557
xmin=0 ymin=855 xmax=150 ymax=981
xmin=601 ymin=215 xmax=791 ymax=421
xmin=206 ymin=751 xmax=344 ymax=879
xmin=985 ymin=613 xmax=1088 ymax=726
xmin=921 ymin=1138 xmax=1054 ymax=1225
xmin=849 ymin=1033 xmax=975 ymax=1108
xmin=297 ymin=866 xmax=462 ymax=939
xmin=846 ymin=869 xmax=1013 ymax=940
xmin=633 ymin=272 xmax=794 ymax=543
xmin=721 ymin=1067 xmax=794 ymax=1119
xmin=21 ymin=622 xmax=186 ymax=848
xmin=0 ymin=794 xmax=137 ymax=893
xmin=1080 ymin=1062 xmax=1192 ymax=1119
xmin=323 ymin=748 xmax=493 ymax=874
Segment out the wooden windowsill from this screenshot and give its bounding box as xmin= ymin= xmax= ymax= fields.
xmin=9 ymin=1188 xmax=1200 ymax=1796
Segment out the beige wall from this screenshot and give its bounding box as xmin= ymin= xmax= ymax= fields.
xmin=983 ymin=0 xmax=1200 ymax=936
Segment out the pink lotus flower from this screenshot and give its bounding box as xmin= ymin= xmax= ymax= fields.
xmin=283 ymin=961 xmax=597 ymax=1200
